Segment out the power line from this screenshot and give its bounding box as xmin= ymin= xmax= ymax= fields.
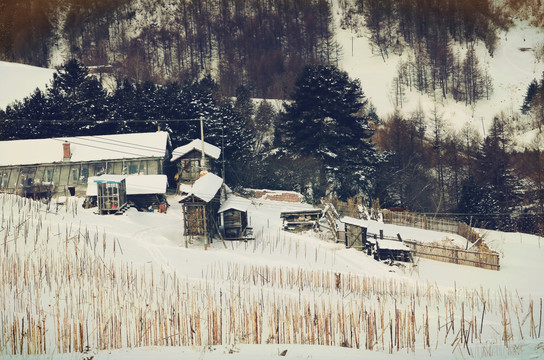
xmin=48 ymin=137 xmax=166 ymax=159
xmin=410 ymin=211 xmax=544 ymax=217
xmin=58 ymin=135 xmax=167 ymax=155
xmin=2 ymin=118 xmax=204 ymax=123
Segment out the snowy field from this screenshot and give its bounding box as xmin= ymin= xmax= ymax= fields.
xmin=1 ymin=193 xmax=543 ymax=359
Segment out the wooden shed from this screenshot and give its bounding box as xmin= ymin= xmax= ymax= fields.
xmin=280 ymin=209 xmax=322 ymax=231
xmin=92 ymin=175 xmax=128 ymax=215
xmin=171 ymin=139 xmax=221 ymax=187
xmin=179 ymin=172 xmax=223 ymax=243
xmin=218 ymin=196 xmax=254 ymax=240
xmin=340 ymin=216 xmax=373 ymax=254
xmin=374 ymin=239 xmax=412 ymax=262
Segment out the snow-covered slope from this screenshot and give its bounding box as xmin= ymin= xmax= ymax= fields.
xmin=2 ymin=193 xmax=544 ymax=359
xmin=333 ymin=2 xmax=544 ymax=135
xmin=0 ymin=61 xmax=56 ymax=110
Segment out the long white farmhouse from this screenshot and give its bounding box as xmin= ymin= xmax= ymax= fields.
xmin=0 ymin=131 xmax=171 ymax=198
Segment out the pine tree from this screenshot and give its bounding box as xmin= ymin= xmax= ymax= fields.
xmin=458 ymin=115 xmax=521 ymax=230
xmin=206 ymin=102 xmax=255 ymax=187
xmin=521 ymin=78 xmax=538 ymax=114
xmin=277 ymin=64 xmax=378 ymax=200
xmin=252 ymin=100 xmax=277 ymax=152
xmin=45 ymin=59 xmax=108 ymax=136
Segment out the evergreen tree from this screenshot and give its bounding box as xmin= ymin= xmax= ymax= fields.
xmin=1 ymin=88 xmax=48 ymax=139
xmin=458 ymin=116 xmax=521 ymax=230
xmin=277 ymin=64 xmax=378 ymax=200
xmin=44 ymin=59 xmax=108 ymax=136
xmin=206 ymin=102 xmax=256 ymax=187
xmin=234 ymin=85 xmax=254 ymax=127
xmin=521 ymin=78 xmax=538 ymax=114
xmin=252 ymin=100 xmax=277 ymax=152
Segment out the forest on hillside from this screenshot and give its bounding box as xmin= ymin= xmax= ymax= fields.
xmin=1 ymin=0 xmax=543 ymax=99
xmin=0 ymin=0 xmax=339 ymax=98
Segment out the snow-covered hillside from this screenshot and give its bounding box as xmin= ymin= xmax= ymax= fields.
xmin=1 ymin=193 xmax=543 ymax=359
xmin=332 ymin=4 xmax=544 ymax=136
xmin=1 ymin=2 xmax=543 ymax=140
xmin=0 ymin=62 xmax=56 ymax=110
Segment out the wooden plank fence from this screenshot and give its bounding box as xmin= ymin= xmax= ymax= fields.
xmin=403 ymin=240 xmax=500 ymax=271
xmin=382 ymin=211 xmax=479 ymax=243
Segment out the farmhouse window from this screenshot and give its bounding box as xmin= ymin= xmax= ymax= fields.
xmin=0 ymin=172 xmax=8 ymax=188
xmin=71 ymin=168 xmax=79 ymax=182
xmin=81 ymin=167 xmax=89 ymax=183
xmin=46 ymin=169 xmax=54 ymax=183
xmin=129 ymin=164 xmax=137 ymax=174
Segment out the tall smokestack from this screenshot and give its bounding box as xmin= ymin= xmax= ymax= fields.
xmin=63 ymin=141 xmax=71 ymax=161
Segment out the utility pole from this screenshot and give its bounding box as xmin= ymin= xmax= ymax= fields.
xmin=200 ymin=117 xmax=207 ymax=172
xmin=222 ymin=123 xmax=225 ymax=182
xmin=200 ymin=116 xmax=208 ymax=250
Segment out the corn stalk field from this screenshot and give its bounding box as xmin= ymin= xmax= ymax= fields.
xmin=0 ymin=194 xmax=542 ymax=357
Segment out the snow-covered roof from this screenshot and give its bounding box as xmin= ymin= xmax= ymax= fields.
xmin=280 ymin=208 xmax=322 ymax=215
xmin=180 ymin=172 xmax=223 ymax=203
xmin=171 ymin=139 xmax=221 ymax=162
xmin=91 ymin=175 xmax=126 ymax=184
xmin=86 ymin=175 xmax=168 ymax=196
xmin=341 ymin=216 xmax=368 ymax=228
xmin=0 ymin=131 xmax=170 ymax=167
xmin=218 ymin=196 xmax=251 ymax=213
xmin=376 ymin=239 xmax=410 ymax=251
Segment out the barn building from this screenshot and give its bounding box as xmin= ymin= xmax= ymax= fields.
xmin=0 ymin=131 xmax=171 ymax=198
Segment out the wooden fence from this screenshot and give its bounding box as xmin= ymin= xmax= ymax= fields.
xmin=382 ymin=211 xmax=479 ymax=243
xmin=403 ymin=240 xmax=500 ymax=271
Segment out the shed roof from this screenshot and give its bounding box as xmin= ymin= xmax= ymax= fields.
xmin=280 ymin=208 xmax=322 ymax=217
xmin=91 ymin=175 xmax=126 ymax=184
xmin=0 ymin=131 xmax=170 ymax=167
xmin=179 ymin=172 xmax=223 ymax=203
xmin=171 ymin=139 xmax=221 ymax=162
xmin=86 ymin=174 xmax=168 ymax=196
xmin=341 ymin=216 xmax=368 ymax=228
xmin=218 ymin=196 xmax=251 ymax=213
xmin=376 ymin=239 xmax=410 ymax=251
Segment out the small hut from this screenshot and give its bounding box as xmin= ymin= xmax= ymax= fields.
xmin=171 ymin=139 xmax=221 ymax=187
xmin=340 ymin=216 xmax=372 ymax=253
xmin=91 ymin=175 xmax=128 ymax=215
xmin=374 ymin=239 xmax=412 ymax=262
xmin=367 ymin=222 xmax=412 ymax=262
xmin=218 ymin=196 xmax=254 ymax=240
xmin=280 ymin=209 xmax=322 ymax=231
xmin=179 ymin=172 xmax=223 ymax=242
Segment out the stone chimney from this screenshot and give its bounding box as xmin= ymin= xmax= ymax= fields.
xmin=63 ymin=141 xmax=71 ymax=161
